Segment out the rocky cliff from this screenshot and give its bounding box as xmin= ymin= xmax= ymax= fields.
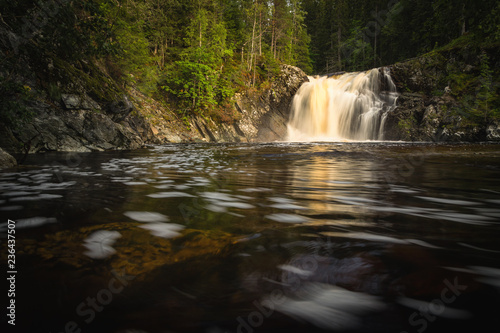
xmin=0 ymin=63 xmax=307 ymax=167
xmin=383 ymin=39 xmax=500 ymax=142
xmin=141 ymin=64 xmax=308 ymax=144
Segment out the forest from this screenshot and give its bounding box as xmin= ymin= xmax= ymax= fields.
xmin=1 ymin=0 xmax=499 ymax=122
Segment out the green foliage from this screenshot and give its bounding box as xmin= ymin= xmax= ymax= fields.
xmin=259 ymin=51 xmax=282 ymax=83
xmin=432 ymin=89 xmax=445 ymax=97
xmin=159 ymin=0 xmax=234 ymax=117
xmin=478 ymin=1 xmax=500 ymax=43
xmin=469 ymin=52 xmax=500 ymax=124
xmin=448 ymin=72 xmax=475 ymax=97
xmin=382 ymin=0 xmax=499 ymax=65
xmin=303 ymin=0 xmax=499 ymax=72
xmin=162 ymin=60 xmax=216 ymax=114
xmin=342 ymin=22 xmax=374 ymax=71
xmin=451 ymin=52 xmax=500 ymax=131
xmin=2 ymin=0 xmax=316 ymax=126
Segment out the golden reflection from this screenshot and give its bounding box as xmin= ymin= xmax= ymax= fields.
xmin=289 ymin=149 xmax=377 ymax=221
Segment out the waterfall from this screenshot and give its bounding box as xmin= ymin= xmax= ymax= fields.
xmin=287 ymin=68 xmax=398 ymax=141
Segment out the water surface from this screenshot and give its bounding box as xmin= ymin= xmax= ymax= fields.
xmin=1 ymin=142 xmax=500 ymax=333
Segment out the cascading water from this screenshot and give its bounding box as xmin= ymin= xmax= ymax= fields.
xmin=287 ymin=68 xmax=398 ymax=141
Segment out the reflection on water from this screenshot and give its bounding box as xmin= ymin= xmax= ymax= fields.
xmin=1 ymin=142 xmax=500 ymax=333
xmin=83 ymin=230 xmax=122 ymax=259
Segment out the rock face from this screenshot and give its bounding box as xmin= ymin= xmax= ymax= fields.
xmin=108 ymin=95 xmax=135 ymax=122
xmin=0 ymin=148 xmax=16 ymax=169
xmin=383 ymin=44 xmax=500 ymax=141
xmin=244 ymin=66 xmax=309 ymax=141
xmin=130 ymin=64 xmax=309 ymax=144
xmin=61 ymin=94 xmax=101 ymax=111
xmin=0 ymin=64 xmax=308 ymax=154
xmin=216 ymin=64 xmax=309 ymax=142
xmin=1 ymin=101 xmax=144 ymax=153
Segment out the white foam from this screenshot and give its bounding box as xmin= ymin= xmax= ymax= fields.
xmin=269 ymin=203 xmax=306 ymax=210
xmin=147 ymin=191 xmax=195 ymax=198
xmin=217 ymin=201 xmax=255 ymax=209
xmin=2 ymin=191 xmax=39 ymax=197
xmin=398 ymin=297 xmax=472 ymax=319
xmin=15 ymin=216 xmax=57 ymax=229
xmin=278 ymin=264 xmax=313 ymax=277
xmin=265 ymin=283 xmax=385 ymax=330
xmin=83 ymin=230 xmax=122 ymax=259
xmin=205 ymin=204 xmax=228 ymax=213
xmin=124 ymin=181 xmax=148 ymax=186
xmin=139 ymin=223 xmax=184 ymax=238
xmin=265 ymin=213 xmax=309 ymax=223
xmin=123 ymin=211 xmax=169 ymax=223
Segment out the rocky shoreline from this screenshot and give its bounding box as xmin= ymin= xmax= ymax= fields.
xmin=2 ymin=44 xmax=500 ymax=169
xmin=0 ymin=64 xmax=308 ymax=169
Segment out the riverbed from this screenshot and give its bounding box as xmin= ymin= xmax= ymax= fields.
xmin=1 ymin=142 xmax=500 ymax=333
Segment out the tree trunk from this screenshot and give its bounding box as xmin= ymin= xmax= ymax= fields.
xmin=199 ymin=20 xmax=202 ymax=48
xmin=259 ymin=6 xmax=262 ymax=56
xmin=337 ymin=26 xmax=341 ymax=70
xmin=249 ymin=4 xmax=256 ymax=72
xmin=373 ymin=5 xmax=377 ymax=68
xmin=252 ymin=60 xmax=256 ymax=87
xmin=271 ymin=18 xmax=275 ymax=59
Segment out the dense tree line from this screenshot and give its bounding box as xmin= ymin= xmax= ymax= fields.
xmin=1 ymin=0 xmax=312 ymax=120
xmin=304 ymin=0 xmax=500 ymax=74
xmin=1 ymin=0 xmax=499 ymax=121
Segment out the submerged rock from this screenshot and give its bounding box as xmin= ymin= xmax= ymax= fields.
xmin=18 ymin=222 xmax=239 ymax=280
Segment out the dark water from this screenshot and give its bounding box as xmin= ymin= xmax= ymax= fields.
xmin=1 ymin=142 xmax=500 ymax=333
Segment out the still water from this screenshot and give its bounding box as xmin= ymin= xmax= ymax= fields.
xmin=1 ymin=142 xmax=500 ymax=333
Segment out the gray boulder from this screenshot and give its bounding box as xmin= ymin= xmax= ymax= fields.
xmin=0 ymin=148 xmax=16 ymax=169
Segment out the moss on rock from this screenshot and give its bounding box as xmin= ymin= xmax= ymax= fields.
xmin=388 ymin=35 xmax=500 ymax=141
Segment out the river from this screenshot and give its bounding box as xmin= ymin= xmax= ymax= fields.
xmin=1 ymin=142 xmax=500 ymax=333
